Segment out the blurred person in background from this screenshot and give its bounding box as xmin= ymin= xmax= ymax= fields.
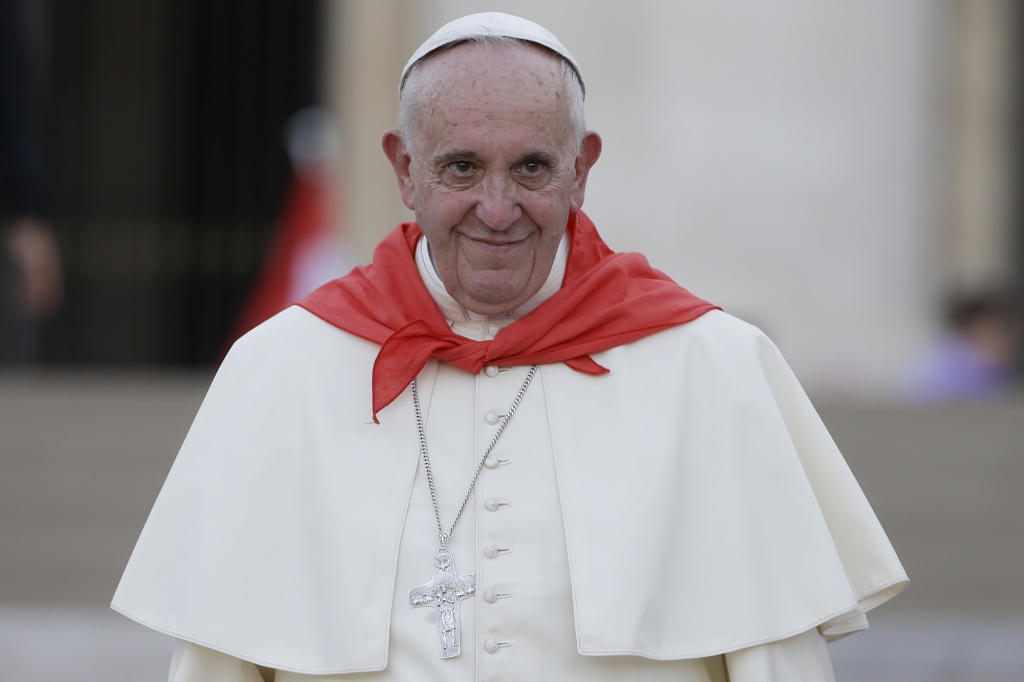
xmin=223 ymin=107 xmax=352 ymax=355
xmin=906 ymin=291 xmax=1019 ymax=402
xmin=114 ymin=13 xmax=906 ymax=681
xmin=0 ymin=0 xmax=62 ymax=363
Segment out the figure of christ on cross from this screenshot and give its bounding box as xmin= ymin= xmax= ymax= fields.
xmin=409 ymin=550 xmax=477 ymax=658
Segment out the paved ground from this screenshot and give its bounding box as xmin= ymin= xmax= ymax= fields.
xmin=0 ymin=371 xmax=1021 ymax=680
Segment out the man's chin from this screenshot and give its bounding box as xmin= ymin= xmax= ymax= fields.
xmin=456 ymin=279 xmax=538 ymax=316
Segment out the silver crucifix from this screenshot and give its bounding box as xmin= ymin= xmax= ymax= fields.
xmin=409 ymin=549 xmax=476 ymax=658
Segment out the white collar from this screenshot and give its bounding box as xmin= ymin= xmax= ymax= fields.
xmin=414 ymin=233 xmax=570 ymax=323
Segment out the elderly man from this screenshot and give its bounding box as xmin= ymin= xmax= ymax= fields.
xmin=114 ymin=13 xmax=906 ymax=682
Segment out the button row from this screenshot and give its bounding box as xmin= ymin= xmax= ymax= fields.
xmin=480 ymin=421 xmax=511 ymax=655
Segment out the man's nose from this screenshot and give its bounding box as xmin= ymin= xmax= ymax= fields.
xmin=474 ymin=176 xmax=521 ymax=231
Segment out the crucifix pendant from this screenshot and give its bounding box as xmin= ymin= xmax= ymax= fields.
xmin=409 ymin=549 xmax=476 ymax=658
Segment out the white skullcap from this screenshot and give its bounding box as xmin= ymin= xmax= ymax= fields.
xmin=400 ymin=12 xmax=584 ymax=97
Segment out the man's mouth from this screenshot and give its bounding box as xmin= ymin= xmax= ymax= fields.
xmin=463 ymin=235 xmax=528 ymax=252
xmin=467 ymin=230 xmax=526 ymax=244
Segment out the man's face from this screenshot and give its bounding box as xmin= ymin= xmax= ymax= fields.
xmin=383 ymin=42 xmax=601 ymax=315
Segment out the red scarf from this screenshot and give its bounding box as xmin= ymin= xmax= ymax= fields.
xmin=299 ymin=211 xmax=719 ymax=422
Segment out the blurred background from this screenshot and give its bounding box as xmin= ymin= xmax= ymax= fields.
xmin=1 ymin=1 xmax=1022 ymax=680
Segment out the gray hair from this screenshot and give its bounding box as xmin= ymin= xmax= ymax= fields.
xmin=399 ymin=35 xmax=586 ymax=156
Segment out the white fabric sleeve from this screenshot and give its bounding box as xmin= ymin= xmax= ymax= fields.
xmin=724 ymin=628 xmax=836 ymax=682
xmin=168 ymin=639 xmax=271 ymax=682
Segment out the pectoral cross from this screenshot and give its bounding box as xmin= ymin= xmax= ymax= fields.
xmin=409 ymin=549 xmax=476 ymax=658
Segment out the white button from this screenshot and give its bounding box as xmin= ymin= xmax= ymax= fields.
xmin=484 ymin=456 xmax=498 ymax=469
xmin=484 ymin=411 xmax=500 ymax=425
xmin=484 ymin=498 xmax=500 ymax=511
xmin=484 ymin=365 xmax=499 ymax=377
xmin=483 ymin=545 xmax=511 ymax=558
xmin=485 ymin=639 xmax=510 ymax=652
xmin=482 ymin=589 xmax=510 ymax=603
xmin=487 ymin=323 xmax=502 ymax=338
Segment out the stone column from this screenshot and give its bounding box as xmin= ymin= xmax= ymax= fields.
xmin=323 ymin=0 xmax=418 ymax=264
xmin=946 ymin=0 xmax=1018 ymax=292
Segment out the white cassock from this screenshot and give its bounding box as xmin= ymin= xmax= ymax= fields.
xmin=113 ymin=235 xmax=907 ymax=681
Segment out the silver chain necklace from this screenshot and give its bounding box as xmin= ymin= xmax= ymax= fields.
xmin=407 ymin=365 xmax=538 ymax=659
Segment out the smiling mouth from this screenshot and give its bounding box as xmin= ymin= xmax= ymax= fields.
xmin=464 ymin=235 xmax=527 ymax=250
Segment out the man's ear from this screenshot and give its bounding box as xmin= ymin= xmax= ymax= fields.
xmin=569 ymin=131 xmax=602 ymax=213
xmin=382 ymin=129 xmax=416 ymax=210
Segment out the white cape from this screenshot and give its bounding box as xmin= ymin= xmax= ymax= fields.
xmin=112 ymin=306 xmax=906 ymax=675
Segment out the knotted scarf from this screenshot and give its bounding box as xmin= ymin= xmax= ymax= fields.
xmin=299 ymin=211 xmax=718 ymax=421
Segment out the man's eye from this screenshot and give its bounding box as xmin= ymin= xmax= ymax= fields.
xmin=520 ymin=161 xmax=544 ymax=174
xmin=449 ymin=161 xmax=475 ymax=174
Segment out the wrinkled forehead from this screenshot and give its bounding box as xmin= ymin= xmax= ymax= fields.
xmin=410 ymin=43 xmax=574 ymax=148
